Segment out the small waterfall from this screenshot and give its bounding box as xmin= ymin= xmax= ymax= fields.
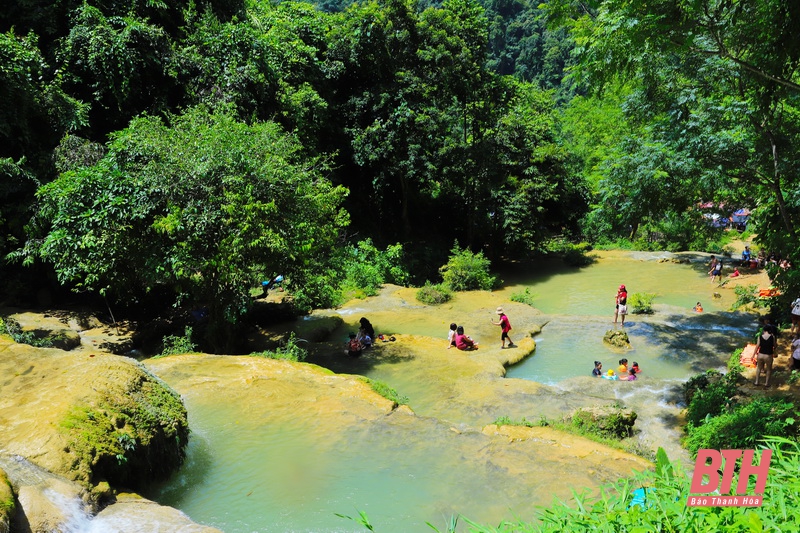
xmin=43 ymin=489 xmax=94 ymax=533
xmin=0 ymin=453 xmax=94 ymax=532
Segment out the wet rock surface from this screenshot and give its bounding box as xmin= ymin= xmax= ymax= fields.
xmin=92 ymin=493 xmax=223 ymax=533
xmin=0 ymin=336 xmax=194 ymax=531
xmin=603 ymin=329 xmax=632 ymax=349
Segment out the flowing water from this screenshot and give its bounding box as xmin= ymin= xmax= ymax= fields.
xmin=148 ymin=249 xmax=763 ymax=532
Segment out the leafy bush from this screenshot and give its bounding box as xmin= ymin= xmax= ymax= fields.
xmin=628 ymin=292 xmax=656 ymax=314
xmin=727 ymin=348 xmax=745 ymax=375
xmin=685 ymin=397 xmax=798 ymax=455
xmin=439 ymin=243 xmax=497 ymax=291
xmin=159 ymin=327 xmax=197 ymax=357
xmin=341 ymin=239 xmax=409 ymax=298
xmin=415 ymin=281 xmax=452 ymax=305
xmin=683 ymin=370 xmax=740 ymax=427
xmin=291 ymin=272 xmax=344 ymax=313
xmin=731 ymin=284 xmax=771 ymax=311
xmin=542 ymin=237 xmax=594 ymax=266
xmin=250 ymin=333 xmax=308 ymax=362
xmin=0 ymin=316 xmax=54 ymax=347
xmin=510 ymin=288 xmax=536 ymax=307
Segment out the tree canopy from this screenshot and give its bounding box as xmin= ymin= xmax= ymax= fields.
xmin=4 ymin=0 xmax=800 ymax=342
xmin=24 ymin=106 xmax=347 ymax=351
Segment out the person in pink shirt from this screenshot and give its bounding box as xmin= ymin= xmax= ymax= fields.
xmin=455 ymin=326 xmax=478 ymax=351
xmin=491 ymin=307 xmax=516 ymax=348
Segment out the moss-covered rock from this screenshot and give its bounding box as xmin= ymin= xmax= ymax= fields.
xmin=567 ymin=406 xmax=638 ymax=439
xmin=0 ymin=469 xmax=13 ymax=533
xmin=59 ymin=368 xmax=189 ymax=490
xmin=603 ymin=329 xmax=632 ymax=349
xmin=0 ymin=339 xmax=188 ymax=493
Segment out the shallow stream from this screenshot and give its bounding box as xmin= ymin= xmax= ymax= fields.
xmin=147 ymin=250 xmax=763 ymax=532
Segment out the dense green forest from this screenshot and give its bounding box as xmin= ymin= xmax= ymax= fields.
xmin=2 ymin=0 xmax=800 ymax=350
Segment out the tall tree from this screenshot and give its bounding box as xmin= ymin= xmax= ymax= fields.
xmin=22 ymin=106 xmax=348 ymax=352
xmin=544 ymin=0 xmax=800 ymax=250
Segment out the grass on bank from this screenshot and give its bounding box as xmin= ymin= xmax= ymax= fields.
xmin=493 ymin=407 xmax=653 ymax=461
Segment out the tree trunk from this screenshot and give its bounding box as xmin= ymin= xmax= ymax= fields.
xmin=768 ymin=131 xmax=796 ymax=240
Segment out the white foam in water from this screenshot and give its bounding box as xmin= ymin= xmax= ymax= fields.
xmin=43 ymin=489 xmax=94 ymax=533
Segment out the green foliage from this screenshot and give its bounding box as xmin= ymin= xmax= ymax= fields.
xmin=685 ymin=397 xmax=799 ymax=456
xmin=360 ymin=377 xmax=409 ymax=406
xmin=290 ymin=271 xmax=345 ymax=313
xmin=731 ymin=285 xmax=771 ymax=311
xmin=415 ymin=282 xmax=453 ymax=305
xmin=510 ymin=288 xmax=536 ymax=307
xmin=569 ymin=408 xmax=636 ymax=440
xmin=541 ymin=238 xmax=594 ymax=266
xmin=0 ymin=472 xmax=14 ymax=518
xmin=726 ymin=348 xmax=745 ymax=375
xmin=159 ymin=327 xmax=197 ymax=357
xmin=628 ymin=292 xmax=656 ymax=315
xmin=426 ymin=514 xmax=459 ymax=533
xmin=439 ymin=243 xmax=497 ymax=291
xmin=341 ymin=239 xmax=409 ymax=298
xmin=57 ymin=4 xmax=174 ymax=133
xmin=334 ymin=509 xmax=374 ymax=532
xmin=493 ymin=416 xmax=535 ymax=427
xmin=0 ymin=316 xmax=53 ymax=347
xmin=25 ymin=106 xmax=348 ymax=352
xmin=789 ymin=371 xmax=800 ymax=385
xmin=249 ymin=333 xmax=308 ymax=362
xmin=683 ymin=370 xmax=740 ymax=427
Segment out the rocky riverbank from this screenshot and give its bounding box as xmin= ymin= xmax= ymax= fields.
xmin=0 ymin=298 xmax=656 ymax=531
xmin=0 ymin=334 xmax=200 ymax=532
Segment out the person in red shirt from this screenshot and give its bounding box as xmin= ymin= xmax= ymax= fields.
xmin=614 ymin=284 xmax=628 ymax=325
xmin=491 ymin=307 xmax=516 ymax=349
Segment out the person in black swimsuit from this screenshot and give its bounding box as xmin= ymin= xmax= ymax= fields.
xmin=754 ymin=324 xmax=777 ymax=387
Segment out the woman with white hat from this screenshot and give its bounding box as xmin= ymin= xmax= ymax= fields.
xmin=491 ymin=306 xmax=516 ymax=349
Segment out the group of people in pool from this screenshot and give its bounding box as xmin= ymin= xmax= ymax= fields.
xmin=593 ymin=358 xmax=640 ymax=381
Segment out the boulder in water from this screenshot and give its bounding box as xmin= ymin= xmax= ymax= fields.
xmin=603 ymin=329 xmax=631 ymax=349
xmin=567 ymin=406 xmax=638 ymax=439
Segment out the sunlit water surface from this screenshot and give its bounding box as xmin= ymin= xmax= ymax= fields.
xmin=149 ymin=250 xmax=762 ymax=532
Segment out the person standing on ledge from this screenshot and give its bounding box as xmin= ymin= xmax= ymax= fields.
xmin=491 ymin=307 xmax=516 ymax=349
xmin=614 ymin=284 xmax=628 ymax=325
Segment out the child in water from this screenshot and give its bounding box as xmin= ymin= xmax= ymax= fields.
xmin=693 ymin=302 xmax=703 ymax=312
xmin=592 ymin=361 xmax=603 ymax=377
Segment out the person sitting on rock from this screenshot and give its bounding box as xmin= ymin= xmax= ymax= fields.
xmin=345 ymin=333 xmax=363 ymax=357
xmin=454 ymin=326 xmax=478 ymax=351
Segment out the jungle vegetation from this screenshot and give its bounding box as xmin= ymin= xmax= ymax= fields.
xmin=2 ymin=0 xmax=800 ymax=350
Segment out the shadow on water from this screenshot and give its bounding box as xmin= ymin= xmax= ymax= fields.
xmin=304 ymin=341 xmax=415 ymax=375
xmin=638 ymin=311 xmax=754 ymax=374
